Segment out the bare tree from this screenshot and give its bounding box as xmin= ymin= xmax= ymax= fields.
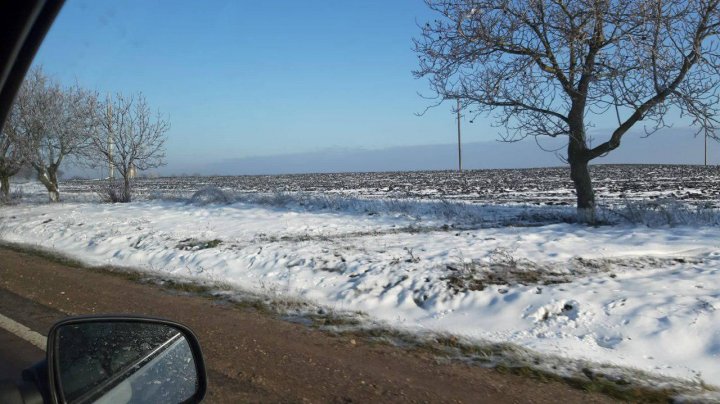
xmin=88 ymin=92 xmax=169 ymax=202
xmin=12 ymin=68 xmax=57 ymax=200
xmin=0 ymin=105 xmax=25 ymax=202
xmin=415 ymin=0 xmax=720 ymax=222
xmin=13 ymin=68 xmax=95 ymax=202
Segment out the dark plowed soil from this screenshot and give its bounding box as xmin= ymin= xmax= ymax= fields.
xmin=61 ymin=164 xmax=720 ymax=206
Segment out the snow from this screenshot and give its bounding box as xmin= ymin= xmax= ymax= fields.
xmin=1 ymin=196 xmax=719 ymax=391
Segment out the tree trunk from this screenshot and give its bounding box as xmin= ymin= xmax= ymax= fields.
xmin=36 ymin=165 xmax=60 ymax=202
xmin=569 ymin=158 xmax=595 ymax=223
xmin=568 ymin=143 xmax=596 ymax=224
xmin=0 ymin=174 xmax=9 ymax=202
xmin=49 ymin=188 xmax=59 ymax=202
xmin=566 ymin=104 xmax=597 ymax=224
xmin=122 ymin=176 xmax=131 ymax=203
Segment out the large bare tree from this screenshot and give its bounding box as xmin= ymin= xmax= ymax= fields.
xmin=13 ymin=68 xmax=95 ymax=202
xmin=88 ymin=92 xmax=169 ymax=202
xmin=13 ymin=68 xmax=57 ymax=200
xmin=415 ymin=0 xmax=720 ymax=222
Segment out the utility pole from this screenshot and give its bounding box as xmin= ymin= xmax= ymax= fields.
xmin=705 ymin=132 xmax=708 ymax=166
xmin=456 ymin=99 xmax=462 ymax=173
xmin=107 ymin=94 xmax=114 ymax=180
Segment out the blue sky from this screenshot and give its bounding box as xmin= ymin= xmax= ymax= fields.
xmin=33 ymin=0 xmax=717 ymax=175
xmin=34 ymin=1 xmax=469 ymax=164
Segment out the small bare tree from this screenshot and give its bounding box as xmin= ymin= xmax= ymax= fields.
xmin=88 ymin=92 xmax=169 ymax=202
xmin=415 ymin=0 xmax=720 ymax=222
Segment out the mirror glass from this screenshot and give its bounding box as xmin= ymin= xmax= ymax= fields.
xmin=55 ymin=321 xmax=199 ymax=404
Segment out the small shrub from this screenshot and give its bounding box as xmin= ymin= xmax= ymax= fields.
xmin=96 ymin=180 xmax=129 ymax=203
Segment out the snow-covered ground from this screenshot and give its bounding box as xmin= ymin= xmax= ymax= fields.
xmin=2 ymin=188 xmax=719 ymax=393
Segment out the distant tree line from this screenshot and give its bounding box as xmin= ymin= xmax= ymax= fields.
xmin=0 ymin=67 xmax=169 ymax=203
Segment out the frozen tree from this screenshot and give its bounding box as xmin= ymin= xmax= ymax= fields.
xmin=13 ymin=68 xmax=95 ymax=202
xmin=415 ymin=0 xmax=720 ymax=222
xmin=88 ymin=92 xmax=169 ymax=202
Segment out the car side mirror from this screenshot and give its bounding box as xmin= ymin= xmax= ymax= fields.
xmin=46 ymin=316 xmax=207 ymax=404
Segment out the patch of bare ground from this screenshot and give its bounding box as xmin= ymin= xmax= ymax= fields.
xmin=444 ymin=249 xmax=700 ymax=293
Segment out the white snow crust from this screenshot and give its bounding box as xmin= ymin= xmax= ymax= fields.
xmin=1 ymin=196 xmax=719 ymax=389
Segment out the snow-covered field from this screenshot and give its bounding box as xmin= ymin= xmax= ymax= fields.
xmin=3 ymin=166 xmax=720 ymax=395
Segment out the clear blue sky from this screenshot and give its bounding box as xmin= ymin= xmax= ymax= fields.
xmin=33 ymin=0 xmax=482 ymax=168
xmin=33 ymin=0 xmax=715 ymax=175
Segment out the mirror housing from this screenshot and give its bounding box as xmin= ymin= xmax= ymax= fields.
xmin=46 ymin=316 xmax=207 ymax=404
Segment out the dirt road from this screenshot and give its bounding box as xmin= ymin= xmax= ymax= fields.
xmin=0 ymin=246 xmax=614 ymax=403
